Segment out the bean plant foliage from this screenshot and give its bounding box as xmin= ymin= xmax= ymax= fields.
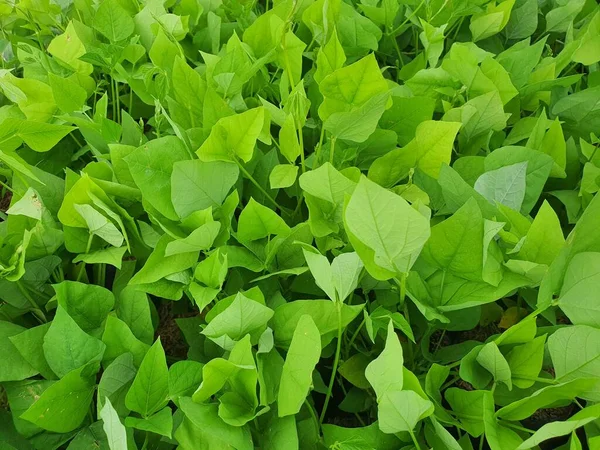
xmin=0 ymin=0 xmax=600 ymax=448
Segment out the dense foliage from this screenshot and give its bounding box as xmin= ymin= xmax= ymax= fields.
xmin=1 ymin=0 xmax=600 ymax=448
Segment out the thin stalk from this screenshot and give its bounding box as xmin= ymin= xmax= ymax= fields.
xmin=346 ymin=315 xmax=366 ymax=358
xmin=77 ymin=234 xmax=94 ymax=282
xmin=110 ymin=77 xmax=117 ymax=121
xmin=16 ymin=280 xmax=46 ymax=323
xmin=390 ymin=30 xmax=403 ymax=71
xmin=128 ymin=70 xmax=135 ymax=118
xmin=0 ymin=179 xmax=15 ymax=193
xmin=70 ymin=133 xmax=84 ymax=149
xmin=329 ymin=136 xmax=336 ymax=164
xmin=409 ymin=430 xmax=422 ymax=450
xmin=114 ymin=78 xmax=121 ymax=123
xmin=432 ymin=329 xmax=446 ymax=354
xmin=499 ymin=421 xmax=534 ymax=434
xmin=387 ymin=0 xmax=427 ymax=36
xmin=304 ymin=400 xmax=320 ymax=435
xmin=315 ymin=125 xmax=326 ymax=167
xmin=441 ymin=375 xmax=460 ymax=391
xmin=320 ymin=300 xmax=343 ymax=425
xmin=234 ymin=158 xmax=288 ymax=214
xmin=518 ymin=376 xmax=557 ymax=384
xmin=297 ymin=118 xmax=305 ymax=173
xmin=98 ymin=263 xmax=106 ymax=288
xmin=141 ymin=432 xmax=149 ymax=450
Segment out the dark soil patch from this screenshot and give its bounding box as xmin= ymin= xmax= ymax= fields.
xmin=0 ymin=190 xmax=12 ymax=213
xmin=155 ymin=302 xmax=196 ymax=360
xmin=429 ymin=329 xmax=452 ymax=353
xmin=451 ymin=323 xmax=501 ymax=344
xmin=522 ymin=404 xmax=576 ymax=430
xmin=0 ymin=386 xmax=7 ymax=411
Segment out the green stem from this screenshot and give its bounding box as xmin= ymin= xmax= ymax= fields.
xmin=441 ymin=375 xmax=459 ymax=391
xmin=297 ymin=118 xmax=305 ymax=174
xmin=141 ymin=432 xmax=149 ymax=450
xmin=409 ymin=430 xmax=422 ymax=450
xmin=387 ymin=0 xmax=427 ymax=36
xmin=315 ymin=124 xmax=326 ymax=167
xmin=346 ymin=315 xmax=366 ymax=357
xmin=0 ymin=179 xmax=15 ymax=194
xmin=16 ymin=280 xmax=46 ymax=323
xmin=115 ymin=78 xmax=121 ymax=123
xmin=329 ymin=136 xmax=336 ymax=165
xmin=110 ymin=76 xmax=117 ymax=121
xmin=70 ymin=133 xmax=84 ymax=149
xmin=499 ymin=421 xmax=534 ymax=434
xmin=98 ymin=263 xmax=106 ymax=287
xmin=304 ymin=400 xmax=320 ymax=435
xmin=235 ymin=158 xmax=288 ymax=214
xmin=77 ymin=234 xmax=94 ymax=282
xmin=320 ymin=301 xmax=343 ymax=425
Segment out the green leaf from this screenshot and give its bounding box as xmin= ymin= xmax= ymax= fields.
xmin=496 ymin=378 xmax=600 ymax=421
xmin=515 ymin=200 xmax=564 ymax=265
xmin=476 ymin=342 xmax=512 ymax=389
xmin=197 ymin=107 xmax=266 ymax=163
xmin=278 ymin=314 xmax=321 ymax=417
xmin=470 ymin=0 xmax=516 ymax=42
xmin=9 ymin=324 xmax=56 ymax=380
xmin=315 ymin=29 xmax=346 ymax=84
xmin=474 ymin=162 xmax=528 ymax=211
xmin=20 ymin=363 xmax=97 ymax=433
xmin=506 ymin=335 xmax=545 ymax=389
xmin=517 ymin=403 xmax=600 ymax=449
xmin=171 ymin=160 xmax=239 ymax=219
xmin=548 ymin=325 xmax=600 ymax=389
xmin=102 ymin=315 xmax=150 ymax=368
xmin=269 ymin=164 xmax=299 ymax=189
xmin=125 ymin=338 xmax=169 ymax=417
xmin=237 ymin=198 xmax=290 ymax=242
xmin=125 ymin=136 xmax=190 ymax=221
xmin=5 ymin=119 xmax=75 ymax=152
xmin=369 ymin=120 xmax=461 ymax=186
xmin=54 ymin=281 xmax=115 ymax=333
xmin=558 ymin=253 xmax=600 ymax=328
xmin=93 ymin=0 xmax=134 ymax=42
xmin=345 ymin=176 xmax=430 ymax=274
xmin=48 ymin=74 xmax=87 ymax=114
xmin=202 ymin=292 xmax=274 ymax=345
xmin=97 ymin=353 xmax=137 ymax=416
xmin=378 ymin=390 xmax=433 ymax=434
xmin=272 ymin=300 xmax=363 ymax=347
xmin=125 ymin=406 xmax=173 ymax=438
xmin=421 ymin=198 xmax=484 ymax=281
xmin=0 ymin=321 xmax=38 ymax=382
xmin=43 ymin=307 xmax=106 ymax=378
xmin=100 ymin=398 xmax=128 ymax=450
xmin=116 ymin=286 xmax=154 ymax=345
xmin=179 ymin=397 xmax=253 ymax=450
xmin=365 ymin=320 xmax=404 ymax=401
xmin=319 ymin=53 xmax=389 ymax=122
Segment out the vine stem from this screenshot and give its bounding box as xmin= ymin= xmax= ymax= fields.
xmin=76 ymin=234 xmax=94 ymax=282
xmin=346 ymin=315 xmax=366 ymax=357
xmin=329 ymin=136 xmax=337 ymax=164
xmin=16 ymin=280 xmax=46 ymax=323
xmin=304 ymin=399 xmax=320 ymax=435
xmin=319 ymin=300 xmax=343 ymax=425
xmin=315 ymin=125 xmax=326 ymax=167
xmin=234 ymin=158 xmax=289 ymax=215
xmin=409 ymin=430 xmax=422 ymax=450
